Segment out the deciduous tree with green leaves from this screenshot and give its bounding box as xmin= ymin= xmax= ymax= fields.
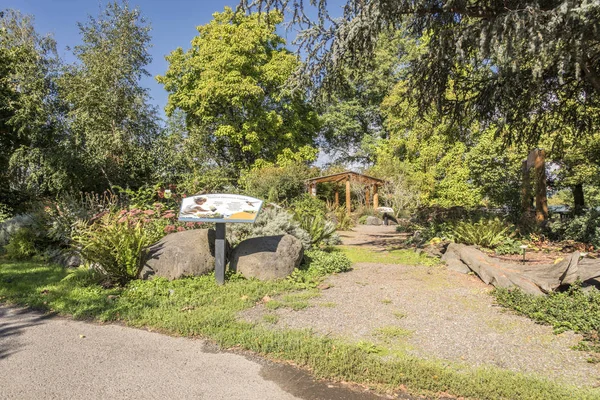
xmin=0 ymin=10 xmax=70 ymax=206
xmin=59 ymin=1 xmax=159 ymax=191
xmin=157 ymin=8 xmax=320 ymax=174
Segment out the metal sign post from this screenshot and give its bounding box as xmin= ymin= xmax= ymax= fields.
xmin=178 ymin=194 xmax=263 ymax=285
xmin=215 ymin=223 xmax=226 ymax=285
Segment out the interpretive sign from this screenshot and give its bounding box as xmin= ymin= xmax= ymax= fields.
xmin=376 ymin=206 xmax=394 ymax=214
xmin=178 ymin=194 xmax=263 ymax=285
xmin=178 ymin=194 xmax=263 ymax=223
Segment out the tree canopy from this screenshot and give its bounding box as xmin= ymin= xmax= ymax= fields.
xmin=60 ymin=1 xmax=159 ymax=190
xmin=241 ymin=0 xmax=600 ymax=144
xmin=157 ymin=7 xmax=320 ymax=174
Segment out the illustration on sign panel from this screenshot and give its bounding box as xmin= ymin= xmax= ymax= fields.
xmin=178 ymin=194 xmax=263 ymax=223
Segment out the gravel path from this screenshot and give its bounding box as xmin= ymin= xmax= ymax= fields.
xmin=241 ymin=226 xmax=600 ymax=387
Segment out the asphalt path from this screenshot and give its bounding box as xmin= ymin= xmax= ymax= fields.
xmin=0 ymin=305 xmax=390 ymax=400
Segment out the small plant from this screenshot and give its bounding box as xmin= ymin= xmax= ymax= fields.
xmin=334 ymin=206 xmax=353 ymax=230
xmin=495 ymin=237 xmax=524 ymax=255
xmin=303 ymin=249 xmax=352 ymax=275
xmin=448 ymin=218 xmax=514 ymax=249
xmin=73 ymin=212 xmax=156 ymax=285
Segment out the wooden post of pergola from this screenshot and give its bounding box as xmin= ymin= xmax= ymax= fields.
xmin=346 ymin=177 xmax=351 ymax=215
xmin=373 ymin=185 xmax=379 ymax=209
xmin=305 ymin=171 xmax=385 ymax=216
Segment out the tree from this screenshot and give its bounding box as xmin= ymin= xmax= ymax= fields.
xmin=319 ymin=32 xmax=402 ymax=164
xmin=60 ymin=1 xmax=159 ymax=191
xmin=241 ymin=1 xmax=600 ymax=144
xmin=157 ymin=8 xmax=320 ymax=174
xmin=0 ymin=10 xmax=69 ymax=206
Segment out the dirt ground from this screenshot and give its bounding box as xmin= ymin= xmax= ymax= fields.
xmin=241 ymin=225 xmax=600 ymax=388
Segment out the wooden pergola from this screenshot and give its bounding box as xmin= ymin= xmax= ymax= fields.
xmin=306 ymin=171 xmax=385 ymax=214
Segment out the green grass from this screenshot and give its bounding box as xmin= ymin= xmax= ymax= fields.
xmin=393 ymin=311 xmax=407 ymax=319
xmin=337 ymin=246 xmax=439 ymax=266
xmin=374 ymin=326 xmax=413 ymax=340
xmin=263 ymin=314 xmax=279 ymax=324
xmin=1 ymin=260 xmax=599 ymax=400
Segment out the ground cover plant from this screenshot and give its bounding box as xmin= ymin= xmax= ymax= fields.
xmin=1 ymin=260 xmax=599 ymax=400
xmin=494 ymin=284 xmax=600 ymax=358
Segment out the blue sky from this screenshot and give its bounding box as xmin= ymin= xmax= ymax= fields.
xmin=2 ymin=0 xmax=344 ymax=118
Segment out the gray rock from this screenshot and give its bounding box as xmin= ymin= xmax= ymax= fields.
xmin=140 ymin=229 xmax=224 ymax=280
xmin=365 ymin=216 xmax=382 ymax=226
xmin=230 ymin=234 xmax=303 ymax=281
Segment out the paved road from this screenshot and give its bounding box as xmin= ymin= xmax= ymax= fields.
xmin=0 ymin=306 xmax=389 ymax=400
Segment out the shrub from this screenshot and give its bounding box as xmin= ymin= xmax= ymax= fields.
xmin=112 ymin=185 xmax=159 ymax=209
xmin=42 ymin=192 xmax=122 ymax=249
xmin=240 ymin=163 xmax=311 ymax=203
xmin=227 ymin=207 xmax=312 ymax=249
xmin=72 ymin=212 xmax=157 ymax=285
xmin=448 ymin=218 xmax=514 ymax=249
xmin=548 ymin=209 xmax=600 ymax=247
xmin=291 ymin=249 xmax=352 ymax=283
xmin=0 ymin=214 xmax=36 ymax=247
xmin=4 ymin=228 xmax=38 ymax=260
xmin=290 ymin=194 xmax=327 ymax=218
xmin=296 ymin=214 xmax=340 ymax=247
xmin=0 ymin=204 xmax=12 ymax=223
xmin=334 ymin=206 xmax=353 ymax=230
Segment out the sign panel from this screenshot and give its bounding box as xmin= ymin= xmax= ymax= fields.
xmin=376 ymin=206 xmax=394 ymax=214
xmin=178 ymin=194 xmax=263 ymax=223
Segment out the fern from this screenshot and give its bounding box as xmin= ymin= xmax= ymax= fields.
xmin=448 ymin=218 xmax=514 ymax=249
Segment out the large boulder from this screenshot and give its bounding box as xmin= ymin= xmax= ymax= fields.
xmin=365 ymin=216 xmax=382 ymax=226
xmin=230 ymin=234 xmax=303 ymax=281
xmin=140 ymin=229 xmax=224 ymax=280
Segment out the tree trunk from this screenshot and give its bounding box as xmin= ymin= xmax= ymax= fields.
xmin=533 ymin=149 xmax=548 ymax=224
xmin=573 ymin=183 xmax=585 ymax=214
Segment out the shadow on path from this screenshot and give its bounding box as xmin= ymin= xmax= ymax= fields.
xmin=0 ymin=306 xmax=56 ymax=360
